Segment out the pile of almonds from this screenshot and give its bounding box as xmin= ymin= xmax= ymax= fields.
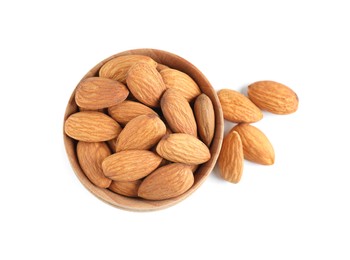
xmin=64 ymin=53 xmax=299 ymax=203
xmin=218 ymin=81 xmax=298 ymax=183
xmin=64 ymin=55 xmax=215 ymax=200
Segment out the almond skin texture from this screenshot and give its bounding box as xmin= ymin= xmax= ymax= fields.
xmin=218 ymin=89 xmax=263 ymax=123
xmin=77 ymin=142 xmax=112 ymax=188
xmin=248 ymin=80 xmax=299 ymax=114
xmin=161 ymin=88 xmax=197 ymax=137
xmin=126 ymin=63 xmax=166 ymax=107
xmin=109 ymin=180 xmax=142 ymax=197
xmin=115 ymin=114 xmax=166 ymax=152
xmin=102 ymin=150 xmax=162 ymax=181
xmin=138 ymin=163 xmax=194 ymax=200
xmin=75 ymin=77 xmax=129 ymax=110
xmin=233 ymin=124 xmax=275 ymax=165
xmin=99 ymin=55 xmax=157 ymax=83
xmin=218 ymin=131 xmax=243 ymax=183
xmin=160 ymin=68 xmax=201 ymax=102
xmin=64 ymin=112 xmax=122 ymax=142
xmin=189 ymin=164 xmax=199 ymax=173
xmin=156 ymin=63 xmax=169 ymax=72
xmin=79 ymin=107 xmax=105 ymax=112
xmin=194 ymin=94 xmax=215 ymax=146
xmin=106 ymin=125 xmax=123 ymax=153
xmin=108 ymin=100 xmax=157 ymax=125
xmin=156 ymin=133 xmax=211 ymax=165
xmin=106 ymin=138 xmax=117 ymax=153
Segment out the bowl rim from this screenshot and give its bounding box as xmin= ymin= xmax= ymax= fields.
xmin=63 ymin=48 xmax=224 ymax=211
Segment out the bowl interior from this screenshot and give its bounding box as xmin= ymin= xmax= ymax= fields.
xmin=64 ymin=49 xmax=223 ymax=211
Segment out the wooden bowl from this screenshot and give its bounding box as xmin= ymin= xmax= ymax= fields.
xmin=63 ymin=49 xmax=224 ymax=211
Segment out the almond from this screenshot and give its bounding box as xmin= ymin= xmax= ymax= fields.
xmin=160 ymin=68 xmax=201 ymax=102
xmin=108 ymin=100 xmax=157 ymax=125
xmin=102 ymin=150 xmax=162 ymax=181
xmin=106 ymin=125 xmax=123 ymax=153
xmin=75 ymin=77 xmax=129 ymax=110
xmin=77 ymin=142 xmax=112 ymax=188
xmin=248 ymin=80 xmax=298 ymax=114
xmin=218 ymin=131 xmax=243 ymax=183
xmin=115 ymin=114 xmax=166 ymax=152
xmin=194 ymin=94 xmax=215 ymax=146
xmin=189 ymin=164 xmax=199 ymax=173
xmin=79 ymin=107 xmax=105 ymax=112
xmin=106 ymin=138 xmax=117 ymax=153
xmin=126 ymin=63 xmax=166 ymax=107
xmin=151 ymin=144 xmax=170 ymax=167
xmin=161 ymin=88 xmax=197 ymax=137
xmin=233 ymin=124 xmax=274 ymax=165
xmin=64 ymin=111 xmax=122 ymax=142
xmin=218 ymin=89 xmax=263 ymax=123
xmin=99 ymin=55 xmax=157 ymax=83
xmin=156 ymin=63 xmax=169 ymax=72
xmin=156 ymin=133 xmax=211 ymax=164
xmin=138 ymin=163 xmax=194 ymax=200
xmin=109 ymin=180 xmax=142 ymax=197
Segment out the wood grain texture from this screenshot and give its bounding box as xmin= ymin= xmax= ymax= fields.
xmin=63 ymin=49 xmax=224 ymax=211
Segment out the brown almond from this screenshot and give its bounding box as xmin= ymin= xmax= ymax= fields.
xmin=138 ymin=163 xmax=194 ymax=200
xmin=64 ymin=112 xmax=122 ymax=142
xmin=248 ymin=80 xmax=298 ymax=114
xmin=160 ymin=68 xmax=201 ymax=102
xmin=99 ymin=55 xmax=157 ymax=83
xmin=156 ymin=63 xmax=169 ymax=72
xmin=102 ymin=150 xmax=162 ymax=181
xmin=126 ymin=63 xmax=166 ymax=107
xmin=189 ymin=164 xmax=199 ymax=173
xmin=79 ymin=107 xmax=105 ymax=113
xmin=109 ymin=180 xmax=142 ymax=197
xmin=77 ymin=142 xmax=112 ymax=188
xmin=156 ymin=133 xmax=211 ymax=164
xmin=218 ymin=131 xmax=244 ymax=183
xmin=233 ymin=124 xmax=275 ymax=165
xmin=75 ymin=77 xmax=129 ymax=110
xmin=161 ymin=88 xmax=197 ymax=137
xmin=106 ymin=124 xmax=123 ymax=153
xmin=106 ymin=138 xmax=117 ymax=153
xmin=194 ymin=94 xmax=215 ymax=146
xmin=218 ymin=89 xmax=263 ymax=123
xmin=115 ymin=114 xmax=166 ymax=152
xmin=151 ymin=144 xmax=171 ymax=167
xmin=108 ymin=100 xmax=157 ymax=125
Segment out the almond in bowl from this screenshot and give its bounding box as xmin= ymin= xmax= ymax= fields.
xmin=63 ymin=49 xmax=224 ymax=211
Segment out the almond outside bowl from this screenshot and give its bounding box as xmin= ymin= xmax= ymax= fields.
xmin=63 ymin=49 xmax=224 ymax=211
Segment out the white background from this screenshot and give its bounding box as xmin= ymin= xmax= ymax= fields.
xmin=1 ymin=0 xmax=349 ymax=259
